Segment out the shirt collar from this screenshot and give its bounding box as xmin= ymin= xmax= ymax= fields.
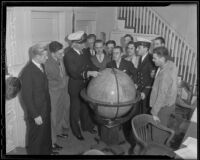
xmin=72 ymin=47 xmax=81 ymax=55
xmin=32 ymin=59 xmax=42 ymax=69
xmin=142 ymin=52 xmax=148 ymax=62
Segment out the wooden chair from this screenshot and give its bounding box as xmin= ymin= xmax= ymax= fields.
xmin=130 ymin=114 xmax=175 ymax=157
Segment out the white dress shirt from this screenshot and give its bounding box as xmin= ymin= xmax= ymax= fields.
xmin=32 ymin=59 xmax=43 ymax=72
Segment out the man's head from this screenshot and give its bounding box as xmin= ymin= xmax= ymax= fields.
xmin=153 ymin=36 xmax=165 ymax=49
xmin=152 ymin=46 xmax=170 ymax=67
xmin=68 ymin=31 xmax=87 ymax=51
xmin=127 ymin=41 xmax=136 ymax=56
xmin=135 ymin=37 xmax=151 ymax=56
xmin=106 ymin=40 xmax=116 ymax=55
xmin=112 ymin=46 xmax=123 ymax=62
xmin=87 ymin=34 xmax=96 ymax=49
xmin=29 ymin=43 xmax=48 ymax=64
xmin=94 ymin=40 xmax=104 ymax=55
xmin=49 ymin=41 xmax=64 ymax=60
xmin=124 ymin=34 xmax=133 ymax=46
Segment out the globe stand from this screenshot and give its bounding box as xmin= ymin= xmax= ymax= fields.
xmin=81 ymin=89 xmax=140 ymax=155
xmin=91 ymin=105 xmax=138 ymax=155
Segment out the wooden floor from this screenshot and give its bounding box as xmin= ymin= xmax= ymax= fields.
xmin=7 ymin=106 xmax=190 ymax=155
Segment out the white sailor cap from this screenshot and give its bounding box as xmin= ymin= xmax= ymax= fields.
xmin=134 ymin=37 xmax=152 ymax=48
xmin=68 ymin=31 xmax=87 ymax=43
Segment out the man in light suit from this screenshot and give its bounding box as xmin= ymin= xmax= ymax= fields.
xmin=44 ymin=41 xmax=70 ymax=152
xmin=150 ymin=46 xmax=178 ymax=126
xmin=20 ymin=44 xmax=52 ymax=155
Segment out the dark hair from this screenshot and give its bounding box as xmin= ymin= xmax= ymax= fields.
xmin=113 ymin=46 xmax=123 ymax=53
xmin=94 ymin=39 xmax=104 ymax=46
xmin=49 ymin=41 xmax=63 ymax=53
xmin=87 ymin=34 xmax=96 ymax=40
xmin=124 ymin=34 xmax=133 ymax=41
xmin=153 ymin=46 xmax=170 ymax=61
xmin=155 ymin=36 xmax=165 ymax=45
xmin=106 ymin=40 xmax=116 ymax=47
xmin=127 ymin=40 xmax=135 ymax=46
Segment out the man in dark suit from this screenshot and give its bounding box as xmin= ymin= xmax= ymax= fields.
xmin=63 ymin=31 xmax=100 ymax=140
xmin=84 ymin=34 xmax=96 ymax=58
xmin=135 ymin=37 xmax=157 ymax=114
xmin=20 ymin=44 xmax=52 ymax=155
xmin=106 ymin=46 xmax=136 ymax=81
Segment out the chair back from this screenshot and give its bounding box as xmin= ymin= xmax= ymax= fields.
xmin=131 ymin=114 xmax=175 ymax=148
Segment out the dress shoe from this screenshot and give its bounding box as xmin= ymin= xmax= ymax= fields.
xmin=76 ymin=135 xmax=85 ymax=141
xmin=51 ymin=151 xmax=59 ymax=155
xmin=57 ymin=133 xmax=68 ymax=139
xmin=89 ymin=128 xmax=97 ymax=134
xmin=52 ymin=143 xmax=63 ymax=150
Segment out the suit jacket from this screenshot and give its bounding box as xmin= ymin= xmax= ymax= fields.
xmin=106 ymin=58 xmax=137 ymax=81
xmin=150 ymin=60 xmax=178 ymax=115
xmin=84 ymin=47 xmax=96 ymax=58
xmin=20 ymin=61 xmax=51 ymax=119
xmin=136 ymin=54 xmax=157 ymax=97
xmin=63 ymin=47 xmax=98 ymax=95
xmin=91 ymin=53 xmax=111 ymax=71
xmin=44 ymin=55 xmax=67 ymax=91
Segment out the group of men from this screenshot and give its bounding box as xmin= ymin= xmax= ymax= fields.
xmin=20 ymin=30 xmax=178 ymax=155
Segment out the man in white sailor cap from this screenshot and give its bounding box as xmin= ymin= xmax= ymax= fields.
xmin=63 ymin=31 xmax=100 ymax=140
xmin=134 ymin=37 xmax=157 ymax=114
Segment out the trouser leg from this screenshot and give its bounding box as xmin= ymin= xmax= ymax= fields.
xmin=80 ymin=99 xmax=95 ymax=132
xmin=69 ymin=94 xmax=82 ymax=137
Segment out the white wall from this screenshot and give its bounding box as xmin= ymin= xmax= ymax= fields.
xmin=152 ymin=4 xmax=197 ymax=51
xmin=96 ymin=7 xmax=116 ymax=41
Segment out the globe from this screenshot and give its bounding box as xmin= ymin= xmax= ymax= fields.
xmin=81 ymin=68 xmax=137 ymax=119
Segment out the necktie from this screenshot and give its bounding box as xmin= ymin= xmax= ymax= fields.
xmin=59 ymin=61 xmax=64 ymax=77
xmin=138 ymin=57 xmax=142 ymax=67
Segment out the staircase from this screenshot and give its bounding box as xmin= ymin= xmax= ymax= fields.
xmin=117 ymin=7 xmax=197 ymax=95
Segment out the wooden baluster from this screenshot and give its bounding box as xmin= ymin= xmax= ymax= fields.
xmin=142 ymin=7 xmax=145 ymax=33
xmin=152 ymin=13 xmax=156 ymax=34
xmin=190 ymin=53 xmax=197 ymax=93
xmin=136 ymin=7 xmax=139 ymax=33
xmin=183 ymin=46 xmax=189 ymax=81
xmin=177 ymin=41 xmax=183 ymax=75
xmin=181 ymin=45 xmax=187 ymax=81
xmin=139 ymin=7 xmax=143 ymax=33
xmin=180 ymin=43 xmax=186 ymax=79
xmin=165 ymin=27 xmax=169 ymax=48
xmin=127 ymin=7 xmax=130 ymax=28
xmin=159 ymin=20 xmax=162 ymax=36
xmin=187 ymin=49 xmax=192 ymax=83
xmin=193 ymin=66 xmax=197 ymax=95
xmin=145 ymin=8 xmax=148 ymax=34
xmin=188 ymin=52 xmax=195 ymax=84
xmin=173 ymin=35 xmax=178 ymax=65
xmin=168 ymin=29 xmax=172 ymax=55
xmin=175 ymin=38 xmax=180 ymax=67
xmin=135 ymin=7 xmax=138 ymax=32
xmin=155 ymin=17 xmax=158 ymax=34
xmin=170 ymin=33 xmax=175 ymax=58
xmin=133 ymin=7 xmax=136 ymax=30
xmin=130 ymin=7 xmax=133 ymax=29
xmin=138 ymin=7 xmax=141 ymax=32
xmin=161 ymin=23 xmax=165 ymax=38
xmin=149 ymin=10 xmax=152 ymax=34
